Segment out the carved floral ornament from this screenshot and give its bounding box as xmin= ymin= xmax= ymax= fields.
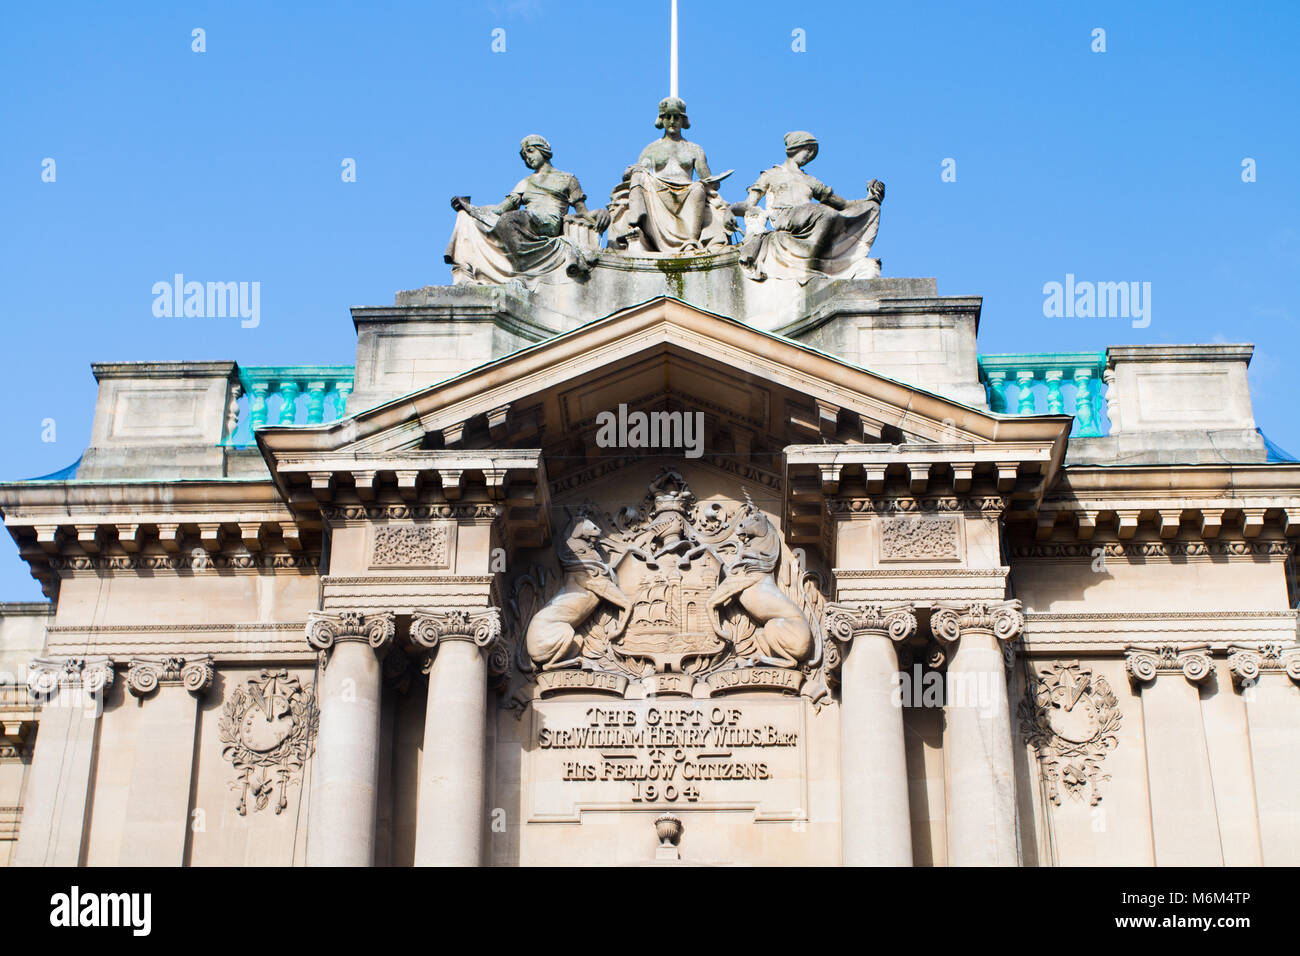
xmin=1018 ymin=660 xmax=1122 ymax=806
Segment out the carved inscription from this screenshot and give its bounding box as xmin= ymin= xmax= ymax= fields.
xmin=526 ymin=699 xmax=807 ymax=822
xmin=371 ymin=524 xmax=449 ymax=568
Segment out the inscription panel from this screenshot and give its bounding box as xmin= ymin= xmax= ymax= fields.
xmin=525 ymin=697 xmax=808 ymax=822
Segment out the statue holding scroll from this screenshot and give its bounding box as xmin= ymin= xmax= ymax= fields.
xmin=607 ymin=97 xmax=736 ymax=255
xmin=445 ymin=135 xmax=609 ymax=286
xmin=735 ymin=131 xmax=884 ymax=283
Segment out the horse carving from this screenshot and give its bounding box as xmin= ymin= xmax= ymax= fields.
xmin=524 ymin=511 xmax=633 ymax=669
xmin=705 ymin=497 xmax=814 ymax=667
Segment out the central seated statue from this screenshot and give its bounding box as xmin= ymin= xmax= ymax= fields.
xmin=607 ymin=97 xmax=736 ymax=255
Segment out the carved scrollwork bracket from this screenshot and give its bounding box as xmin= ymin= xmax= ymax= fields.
xmin=126 ymin=655 xmax=215 ymax=697
xmin=1124 ymin=643 xmax=1213 ymax=686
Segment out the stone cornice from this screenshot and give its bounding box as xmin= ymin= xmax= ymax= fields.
xmin=1124 ymin=643 xmax=1214 ymax=685
xmin=1010 ymin=540 xmax=1291 ymax=559
xmin=126 ymin=655 xmax=215 ymax=697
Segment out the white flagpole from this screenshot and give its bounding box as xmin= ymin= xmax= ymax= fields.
xmin=670 ymin=0 xmax=679 ymax=98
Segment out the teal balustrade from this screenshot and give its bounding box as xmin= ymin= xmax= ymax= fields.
xmin=977 ymin=352 xmax=1107 ymax=437
xmin=222 ymin=365 xmax=354 ymax=446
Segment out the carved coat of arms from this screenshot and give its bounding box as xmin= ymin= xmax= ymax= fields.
xmin=508 ymin=469 xmax=830 ymax=699
xmin=219 ymin=669 xmax=318 ymax=815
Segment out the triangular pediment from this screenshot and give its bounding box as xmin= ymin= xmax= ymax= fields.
xmin=257 ymin=297 xmax=1070 ymax=535
xmin=260 ymin=296 xmax=1067 ymax=458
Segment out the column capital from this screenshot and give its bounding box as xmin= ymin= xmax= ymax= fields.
xmin=1124 ymin=642 xmax=1213 ymax=685
xmin=305 ymin=610 xmax=396 ymax=654
xmin=28 ymin=655 xmax=115 ymax=700
xmin=823 ymin=602 xmax=917 ymax=644
xmin=411 ymin=607 xmax=502 ymax=653
xmin=930 ymin=599 xmax=1025 ymax=645
xmin=126 ymin=655 xmax=215 ymax=697
xmin=1225 ymin=642 xmax=1300 ymax=687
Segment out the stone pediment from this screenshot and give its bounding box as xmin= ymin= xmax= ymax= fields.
xmin=260 ymin=297 xmax=1068 ymax=459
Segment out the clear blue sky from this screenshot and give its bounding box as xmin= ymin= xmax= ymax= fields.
xmin=1 ymin=0 xmax=1297 ymax=599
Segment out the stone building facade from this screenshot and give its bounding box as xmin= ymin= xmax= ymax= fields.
xmin=2 ymin=202 xmax=1298 ymax=867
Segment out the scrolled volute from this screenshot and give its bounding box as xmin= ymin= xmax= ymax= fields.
xmin=822 ymin=602 xmax=917 ymax=644
xmin=929 ymin=599 xmax=1025 ymax=645
xmin=28 ymin=656 xmax=115 ymax=700
xmin=126 ymin=655 xmax=215 ymax=697
xmin=305 ymin=611 xmax=396 ymax=653
xmin=411 ymin=607 xmax=503 ymax=653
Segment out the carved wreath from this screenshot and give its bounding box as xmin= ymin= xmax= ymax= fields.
xmin=218 ymin=669 xmax=318 ymax=815
xmin=1018 ymin=660 xmax=1121 ymax=806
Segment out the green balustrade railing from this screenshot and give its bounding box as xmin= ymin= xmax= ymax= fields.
xmin=977 ymin=351 xmax=1108 ymax=437
xmin=222 ymin=365 xmax=354 ymax=446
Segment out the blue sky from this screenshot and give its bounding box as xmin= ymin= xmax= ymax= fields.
xmin=1 ymin=0 xmax=1297 ymax=599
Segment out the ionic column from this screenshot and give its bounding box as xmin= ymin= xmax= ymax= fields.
xmin=824 ymin=602 xmax=917 ymax=866
xmin=1125 ymin=643 xmax=1223 ymax=865
xmin=119 ymin=656 xmax=214 ymax=866
xmin=931 ymin=600 xmax=1025 ymax=866
xmin=410 ymin=608 xmax=502 ymax=867
xmin=304 ymin=610 xmax=395 ymax=867
xmin=13 ymin=656 xmax=115 ymax=866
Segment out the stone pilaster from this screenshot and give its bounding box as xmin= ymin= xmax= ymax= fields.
xmin=1124 ymin=643 xmax=1222 ymax=865
xmin=410 ymin=607 xmax=501 ymax=867
xmin=1225 ymin=642 xmax=1300 ymax=864
xmin=930 ymin=599 xmax=1024 ymax=866
xmin=117 ymin=655 xmax=214 ymax=865
xmin=823 ymin=602 xmax=917 ymax=866
xmin=304 ymin=610 xmax=395 ymax=867
xmin=13 ymin=656 xmax=115 ymax=866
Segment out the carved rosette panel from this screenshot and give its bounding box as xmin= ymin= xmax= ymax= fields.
xmin=126 ymin=655 xmax=214 ymax=697
xmin=217 ymin=669 xmax=317 ymax=816
xmin=1226 ymin=642 xmax=1300 ymax=686
xmin=305 ymin=611 xmax=396 ymax=658
xmin=1018 ymin=660 xmax=1122 ymax=806
xmin=370 ymin=524 xmax=450 ymax=568
xmin=879 ymin=516 xmax=960 ymax=561
xmin=1124 ymin=643 xmax=1213 ymax=685
xmin=27 ymin=655 xmax=115 ymax=701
